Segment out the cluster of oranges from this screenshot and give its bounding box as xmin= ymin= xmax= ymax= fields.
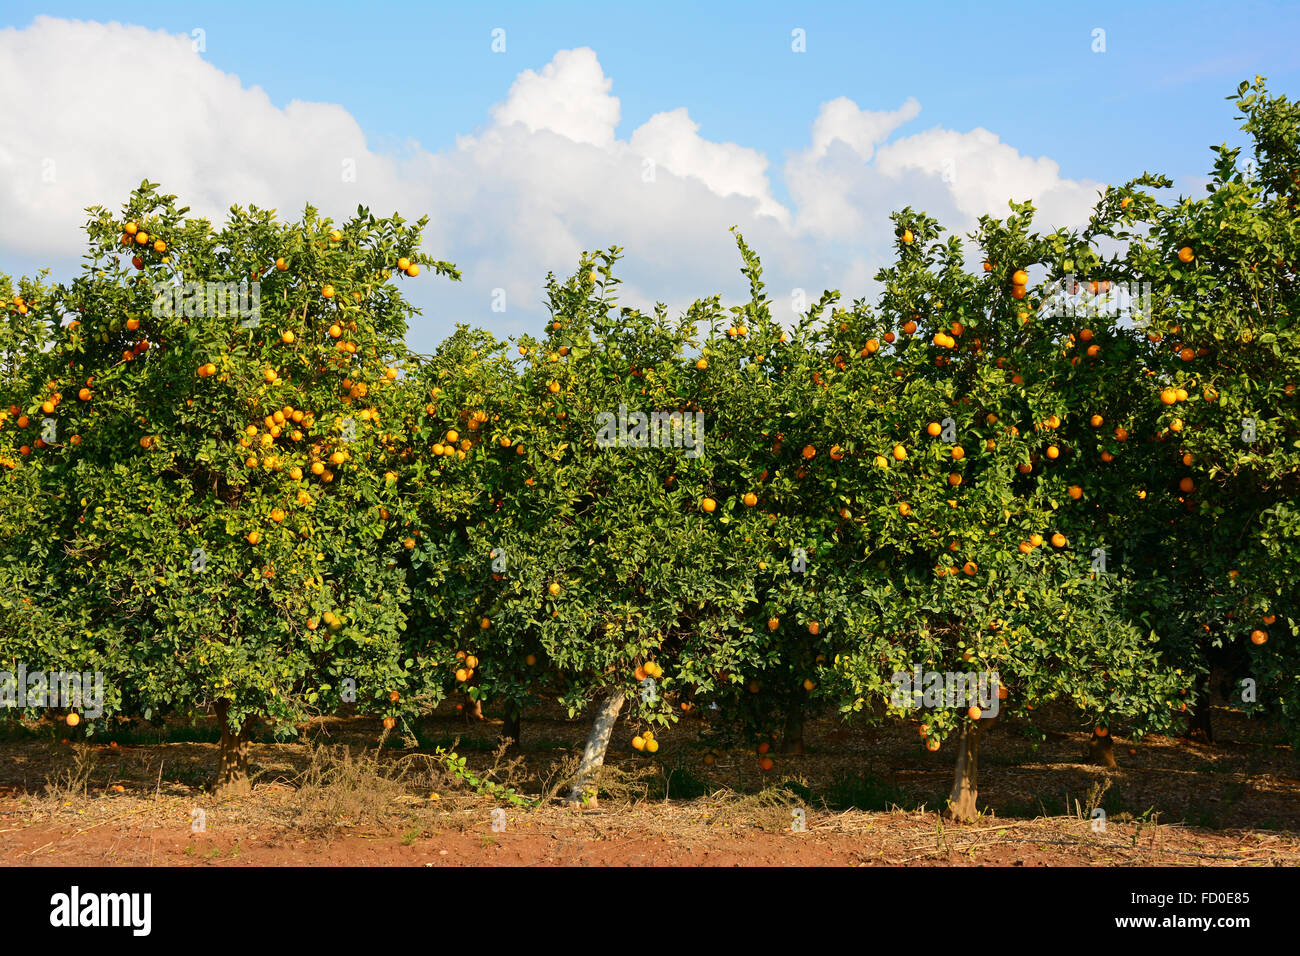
xmin=119 ymin=220 xmax=168 ymax=271
xmin=454 ymin=651 xmax=479 ymax=683
xmin=633 ymin=660 xmax=663 ymax=681
xmin=433 ymin=427 xmax=474 ymax=460
xmin=631 ymin=729 xmax=659 ymax=753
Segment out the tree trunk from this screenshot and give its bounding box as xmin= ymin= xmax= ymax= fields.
xmin=214 ymin=699 xmax=251 ymax=795
xmin=566 ymin=688 xmax=625 ymax=807
xmin=1087 ymin=730 xmax=1117 ymax=768
xmin=945 ymin=721 xmax=980 ymax=822
xmin=1182 ymin=672 xmax=1214 ymax=743
xmin=779 ymin=710 xmax=805 ymax=754
xmin=502 ymin=706 xmax=522 ymax=750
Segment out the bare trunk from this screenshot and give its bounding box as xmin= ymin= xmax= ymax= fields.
xmin=566 ymin=689 xmax=625 ymax=807
xmin=1087 ymin=730 xmax=1117 ymax=768
xmin=1182 ymin=673 xmax=1214 ymax=743
xmin=945 ymin=721 xmax=980 ymax=822
xmin=214 ymin=699 xmax=251 ymax=795
xmin=779 ymin=710 xmax=805 ymax=754
xmin=502 ymin=707 xmax=522 ymax=750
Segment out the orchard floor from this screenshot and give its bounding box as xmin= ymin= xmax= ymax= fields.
xmin=2 ymin=700 xmax=1298 ymax=867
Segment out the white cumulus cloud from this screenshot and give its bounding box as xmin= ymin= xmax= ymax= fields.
xmin=0 ymin=19 xmax=1109 ymax=351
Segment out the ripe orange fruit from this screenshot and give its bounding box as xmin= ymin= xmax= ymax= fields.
xmin=901 ymin=229 xmax=914 ymax=244
xmin=1178 ymin=246 xmax=1194 ymax=263
xmin=743 ymin=492 xmax=758 ymax=507
xmin=963 ymin=561 xmax=977 ymax=576
xmin=758 ymin=756 xmax=775 ymax=771
xmin=701 ymin=497 xmax=717 ymax=513
xmin=997 ymin=685 xmax=1009 ymax=700
xmin=66 ymin=713 xmax=80 ymax=727
xmin=383 ymin=717 xmax=396 ymax=730
xmin=802 ymin=444 xmax=817 ymax=459
xmin=967 ymin=706 xmax=981 ymax=721
xmin=926 ymin=422 xmax=941 ymax=437
xmin=1046 ymin=445 xmax=1059 ymax=459
xmin=1250 ymin=629 xmax=1268 ymax=646
xmin=903 ymin=320 xmax=917 ymax=335
xmin=246 ymin=531 xmax=260 ymax=545
xmin=1179 ymin=477 xmax=1195 ymax=493
xmin=892 ymin=444 xmax=906 ymax=461
xmin=898 ymin=503 xmax=911 ymax=516
xmin=696 ymin=358 xmax=708 ymax=370
xmin=767 ymin=616 xmax=780 ymax=631
xmin=925 ymin=739 xmax=940 ymax=752
xmin=1263 ymin=614 xmax=1276 ymax=626
xmin=1011 ymin=269 xmax=1029 ymax=286
xmin=948 ymin=473 xmax=962 ymax=486
xmin=321 ymin=285 xmax=335 ymax=298
xmin=808 ymin=621 xmax=820 ymax=635
xmin=1050 ymin=533 xmax=1066 ymax=548
xmin=1095 ymin=726 xmax=1108 ymax=738
xmin=403 ymin=537 xmax=416 ymax=549
xmin=548 ymin=582 xmax=562 ymax=596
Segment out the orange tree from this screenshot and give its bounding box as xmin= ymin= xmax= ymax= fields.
xmin=818 ymin=205 xmax=1190 ymax=819
xmin=1118 ymin=77 xmax=1300 ymax=741
xmin=0 ymin=183 xmax=459 ymax=789
xmin=467 ymin=252 xmax=785 ymax=801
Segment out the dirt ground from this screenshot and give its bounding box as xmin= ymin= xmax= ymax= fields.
xmin=2 ymin=700 xmax=1298 ymax=866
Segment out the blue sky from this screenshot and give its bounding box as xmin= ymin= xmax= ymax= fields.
xmin=1 ymin=2 xmax=1296 ymax=350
